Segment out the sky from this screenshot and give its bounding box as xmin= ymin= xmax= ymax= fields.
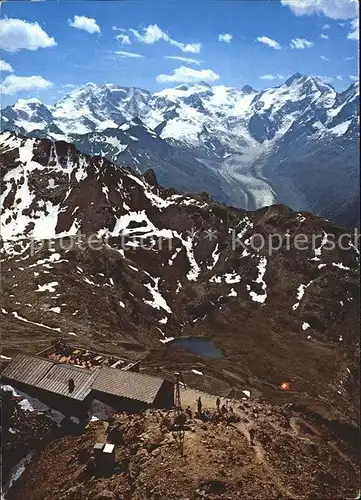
xmin=0 ymin=0 xmax=359 ymax=106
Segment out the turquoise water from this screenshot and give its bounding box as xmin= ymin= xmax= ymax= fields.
xmin=167 ymin=337 xmax=224 ymax=359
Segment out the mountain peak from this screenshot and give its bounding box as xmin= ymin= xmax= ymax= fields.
xmin=174 ymin=84 xmax=190 ymax=91
xmin=72 ymin=82 xmax=98 ymax=93
xmin=173 ymin=81 xmax=212 ymax=93
xmin=241 ymin=85 xmax=256 ymax=95
xmin=14 ymin=98 xmax=43 ymax=109
xmin=63 ymin=82 xmax=98 ymax=98
xmin=285 ymin=73 xmax=304 ymax=86
xmin=82 ymin=82 xmax=97 ymax=89
xmin=198 ymin=81 xmax=212 ymax=88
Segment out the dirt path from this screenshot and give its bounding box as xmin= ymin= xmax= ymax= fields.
xmin=179 ymin=386 xmax=227 ymax=412
xmin=231 ymin=420 xmax=264 ymax=463
xmin=179 ymin=386 xmax=358 ymax=498
xmin=230 ymin=419 xmax=297 ymax=499
xmin=180 ymin=387 xmax=264 ymax=464
xmin=180 ymin=386 xmax=298 ymax=498
xmin=289 ymin=416 xmax=301 ymax=435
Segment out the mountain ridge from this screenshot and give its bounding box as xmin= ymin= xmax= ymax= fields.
xmin=1 ymin=73 xmax=359 ymax=226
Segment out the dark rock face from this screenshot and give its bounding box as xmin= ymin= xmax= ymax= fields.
xmin=1 ymin=131 xmax=359 ymax=424
xmin=241 ymin=84 xmax=256 ymax=94
xmin=143 ymin=168 xmax=159 ymax=187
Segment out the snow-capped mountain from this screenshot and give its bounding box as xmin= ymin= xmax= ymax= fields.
xmin=1 ymin=74 xmax=359 ymax=225
xmin=2 ymin=98 xmax=54 ymax=133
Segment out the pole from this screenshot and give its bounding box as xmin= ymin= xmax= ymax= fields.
xmin=175 ymin=372 xmax=182 ymax=410
xmin=173 ymin=372 xmax=185 ymax=456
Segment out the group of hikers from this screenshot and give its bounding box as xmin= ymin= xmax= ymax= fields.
xmin=182 ymin=396 xmax=239 ymax=424
xmin=183 ymin=396 xmax=255 ymax=444
xmin=195 ymin=396 xmax=234 ymax=415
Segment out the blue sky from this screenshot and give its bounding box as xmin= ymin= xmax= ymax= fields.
xmin=0 ymin=0 xmax=359 ymax=106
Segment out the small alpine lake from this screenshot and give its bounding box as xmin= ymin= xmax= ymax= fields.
xmin=167 ymin=337 xmax=224 ymax=359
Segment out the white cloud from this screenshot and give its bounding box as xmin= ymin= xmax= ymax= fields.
xmin=259 ymin=74 xmax=284 ymax=80
xmin=320 ymin=55 xmax=330 ymax=60
xmin=345 ymin=56 xmax=355 ymax=60
xmin=336 ymin=75 xmax=343 ymax=80
xmin=130 ymin=24 xmax=165 ymax=44
xmin=281 ymin=0 xmax=358 ymax=20
xmin=129 ymin=24 xmax=201 ymax=53
xmin=63 ymin=83 xmax=77 ymax=88
xmin=218 ymin=33 xmax=233 ymax=43
xmin=323 ymin=23 xmax=331 ymax=29
xmin=1 ymin=74 xmax=53 ymax=95
xmin=256 ymin=35 xmax=282 ymax=49
xmin=169 ymin=39 xmax=201 ymax=53
xmin=349 ymin=75 xmax=358 ymax=80
xmin=320 ymin=33 xmax=329 ymax=39
xmin=114 ymin=50 xmax=144 ymax=58
xmin=116 ymin=34 xmax=131 ymax=45
xmin=0 ymin=18 xmax=56 ymax=52
xmin=0 ymin=59 xmax=13 ymax=72
xmin=290 ymin=37 xmax=314 ymax=49
xmin=347 ymin=18 xmax=359 ymax=40
xmin=164 ymin=56 xmax=202 ymax=66
xmin=156 ymin=65 xmax=219 ymax=83
xmin=68 ymin=15 xmax=100 ymax=34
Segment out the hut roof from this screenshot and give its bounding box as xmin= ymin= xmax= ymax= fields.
xmin=2 ymin=353 xmax=170 ymax=405
xmin=1 ymin=353 xmax=53 ymax=386
xmin=2 ymin=354 xmax=97 ymax=401
xmin=36 ymin=363 xmax=98 ymax=401
xmin=92 ymin=367 xmax=165 ymax=404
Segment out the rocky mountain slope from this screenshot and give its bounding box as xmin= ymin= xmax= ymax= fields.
xmin=2 ymin=74 xmax=359 ymax=226
xmin=1 ymin=131 xmax=360 ymax=429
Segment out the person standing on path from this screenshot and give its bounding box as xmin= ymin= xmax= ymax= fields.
xmin=197 ymin=397 xmax=203 ymax=415
xmin=216 ymin=397 xmax=221 ymax=412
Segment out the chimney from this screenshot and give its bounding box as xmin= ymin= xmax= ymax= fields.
xmin=68 ymin=378 xmax=75 ymax=393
